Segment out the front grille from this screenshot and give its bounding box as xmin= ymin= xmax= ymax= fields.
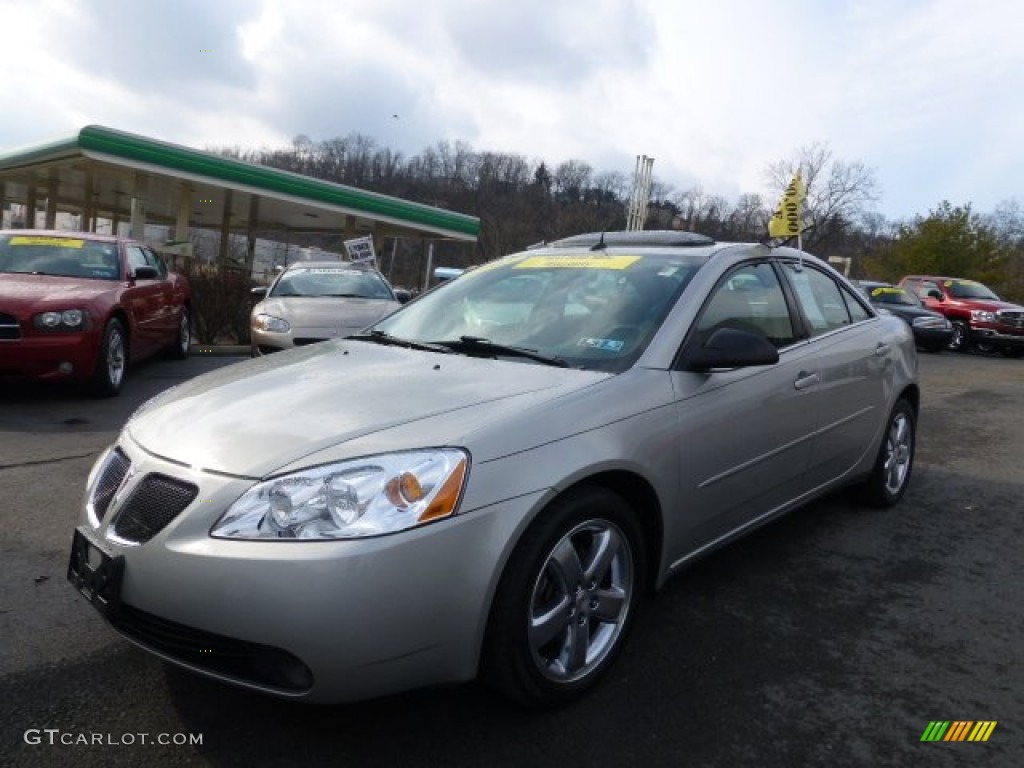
xmin=110 ymin=473 xmax=198 ymax=543
xmin=110 ymin=603 xmax=313 ymax=692
xmin=90 ymin=448 xmax=131 ymax=523
xmin=997 ymin=310 xmax=1024 ymax=329
xmin=0 ymin=312 xmax=20 ymax=341
xmin=293 ymin=337 xmax=328 ymax=346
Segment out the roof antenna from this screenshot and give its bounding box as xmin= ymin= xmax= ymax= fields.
xmin=590 ymin=232 xmax=607 ymax=251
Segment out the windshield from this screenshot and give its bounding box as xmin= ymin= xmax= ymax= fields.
xmin=371 ymin=251 xmax=700 ymax=372
xmin=271 ymin=266 xmax=395 ymax=299
xmin=0 ymin=234 xmax=121 ymax=280
xmin=948 ymin=280 xmax=1000 ymax=301
xmin=866 ymin=285 xmax=921 ymax=306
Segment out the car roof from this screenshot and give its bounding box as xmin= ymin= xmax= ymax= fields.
xmin=284 ymin=260 xmax=378 ymax=272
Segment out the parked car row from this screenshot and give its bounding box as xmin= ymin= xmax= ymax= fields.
xmin=854 ymin=276 xmax=1024 ymax=357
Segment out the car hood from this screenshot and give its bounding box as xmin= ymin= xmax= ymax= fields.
xmin=0 ymin=273 xmax=115 ymax=307
xmin=127 ymin=340 xmax=602 ymax=478
xmin=875 ymin=303 xmax=944 ymax=320
xmin=255 ymin=296 xmax=399 ymax=330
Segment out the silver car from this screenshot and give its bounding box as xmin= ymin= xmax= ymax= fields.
xmin=250 ymin=260 xmax=404 ymax=355
xmin=68 ymin=231 xmax=919 ymax=706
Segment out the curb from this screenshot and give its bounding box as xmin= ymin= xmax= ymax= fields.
xmin=190 ymin=345 xmax=249 ymax=356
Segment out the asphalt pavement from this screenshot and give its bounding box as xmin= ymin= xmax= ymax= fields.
xmin=0 ymin=349 xmax=1021 ymax=768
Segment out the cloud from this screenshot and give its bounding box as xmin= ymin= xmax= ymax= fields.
xmin=1 ymin=0 xmax=1022 ymax=219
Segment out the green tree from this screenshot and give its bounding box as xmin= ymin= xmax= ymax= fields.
xmin=866 ymin=201 xmax=1006 ymax=286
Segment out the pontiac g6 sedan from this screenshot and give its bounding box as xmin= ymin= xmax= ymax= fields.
xmin=0 ymin=230 xmax=191 ymax=395
xmin=68 ymin=231 xmax=918 ymax=706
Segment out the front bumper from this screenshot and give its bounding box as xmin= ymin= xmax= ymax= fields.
xmin=250 ymin=325 xmax=363 ymax=356
xmin=69 ymin=437 xmax=540 ymax=703
xmin=911 ymin=326 xmax=954 ymax=348
xmin=0 ymin=332 xmax=101 ymax=380
xmin=970 ymin=326 xmax=1024 ymax=347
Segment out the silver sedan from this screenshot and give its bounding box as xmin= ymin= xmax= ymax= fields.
xmin=250 ymin=261 xmax=404 ymax=355
xmin=68 ymin=231 xmax=918 ymax=706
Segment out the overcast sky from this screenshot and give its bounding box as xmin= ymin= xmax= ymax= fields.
xmin=2 ymin=0 xmax=1021 ymax=221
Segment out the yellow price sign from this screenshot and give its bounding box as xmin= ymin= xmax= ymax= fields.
xmin=10 ymin=236 xmax=85 ymax=248
xmin=515 ymin=255 xmax=640 ymax=270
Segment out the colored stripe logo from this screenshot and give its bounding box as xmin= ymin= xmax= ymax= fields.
xmin=920 ymin=721 xmax=997 ymax=742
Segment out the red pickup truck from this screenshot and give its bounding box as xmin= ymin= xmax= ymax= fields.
xmin=898 ymin=275 xmax=1024 ymax=357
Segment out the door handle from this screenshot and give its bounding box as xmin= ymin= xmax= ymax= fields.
xmin=874 ymin=343 xmax=891 ymax=356
xmin=794 ymin=371 xmax=820 ymax=390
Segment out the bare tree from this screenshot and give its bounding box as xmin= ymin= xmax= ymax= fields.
xmin=765 ymin=142 xmax=880 ymax=251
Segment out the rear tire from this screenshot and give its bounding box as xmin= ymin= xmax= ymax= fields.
xmin=481 ymin=486 xmax=645 ymax=708
xmin=858 ymin=398 xmax=915 ymax=508
xmin=91 ymin=319 xmax=127 ymax=397
xmin=168 ymin=306 xmax=191 ymax=359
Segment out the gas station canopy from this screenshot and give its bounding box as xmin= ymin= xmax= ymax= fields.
xmin=0 ymin=125 xmax=479 ymax=246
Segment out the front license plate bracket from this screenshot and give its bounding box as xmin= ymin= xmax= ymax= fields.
xmin=67 ymin=528 xmax=124 ymax=619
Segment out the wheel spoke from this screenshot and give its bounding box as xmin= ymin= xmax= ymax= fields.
xmin=564 ymin=618 xmax=590 ymax=675
xmin=548 ymin=537 xmax=585 ymax=588
xmin=582 ymin=529 xmax=619 ymax=586
xmin=590 ymin=587 xmax=626 ymax=623
xmin=529 ymin=595 xmax=572 ymax=648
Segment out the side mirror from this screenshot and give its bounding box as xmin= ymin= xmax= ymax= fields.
xmin=926 ymin=289 xmax=943 ymax=300
xmin=133 ymin=266 xmax=159 ymax=280
xmin=684 ymin=327 xmax=780 ymax=372
xmin=394 ymin=289 xmax=412 ymax=304
xmin=251 ymin=286 xmax=268 ymax=298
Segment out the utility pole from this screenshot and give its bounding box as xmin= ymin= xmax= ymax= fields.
xmin=626 ymin=155 xmax=654 ymax=231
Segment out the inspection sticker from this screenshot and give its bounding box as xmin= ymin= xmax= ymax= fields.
xmin=577 ymin=337 xmax=625 ymax=352
xmin=515 ymin=255 xmax=640 ymax=270
xmin=10 ymin=236 xmax=85 ymax=248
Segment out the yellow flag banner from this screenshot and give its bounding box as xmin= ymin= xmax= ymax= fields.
xmin=768 ymin=173 xmax=807 ymax=238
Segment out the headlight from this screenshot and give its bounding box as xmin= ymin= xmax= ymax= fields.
xmin=33 ymin=309 xmax=91 ymax=331
xmin=971 ymin=310 xmax=997 ymax=323
xmin=254 ymin=314 xmax=290 ymax=333
xmin=211 ymin=449 xmax=469 ymax=540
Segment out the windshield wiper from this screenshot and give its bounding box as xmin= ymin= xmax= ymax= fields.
xmin=347 ymin=329 xmax=452 ymax=354
xmin=430 ymin=336 xmax=569 ymax=367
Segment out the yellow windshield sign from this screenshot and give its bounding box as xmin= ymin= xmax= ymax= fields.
xmin=871 ymin=287 xmax=902 ymax=296
xmin=9 ymin=236 xmax=85 ymax=248
xmin=515 ymin=255 xmax=640 ymax=270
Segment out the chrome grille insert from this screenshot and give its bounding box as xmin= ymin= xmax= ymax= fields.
xmin=110 ymin=473 xmax=198 ymax=544
xmin=88 ymin=448 xmax=131 ymax=524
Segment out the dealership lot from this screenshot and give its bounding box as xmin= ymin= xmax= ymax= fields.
xmin=1 ymin=351 xmax=1021 ymax=767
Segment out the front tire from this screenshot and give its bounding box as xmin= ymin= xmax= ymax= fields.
xmin=948 ymin=320 xmax=970 ymax=352
xmin=858 ymin=398 xmax=915 ymax=508
xmin=91 ymin=319 xmax=127 ymax=397
xmin=481 ymin=486 xmax=645 ymax=708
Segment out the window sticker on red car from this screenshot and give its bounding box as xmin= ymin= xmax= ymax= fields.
xmin=10 ymin=236 xmax=85 ymax=248
xmin=515 ymin=256 xmax=640 ymax=270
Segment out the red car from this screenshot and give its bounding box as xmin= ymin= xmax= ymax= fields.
xmin=0 ymin=230 xmax=191 ymax=395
